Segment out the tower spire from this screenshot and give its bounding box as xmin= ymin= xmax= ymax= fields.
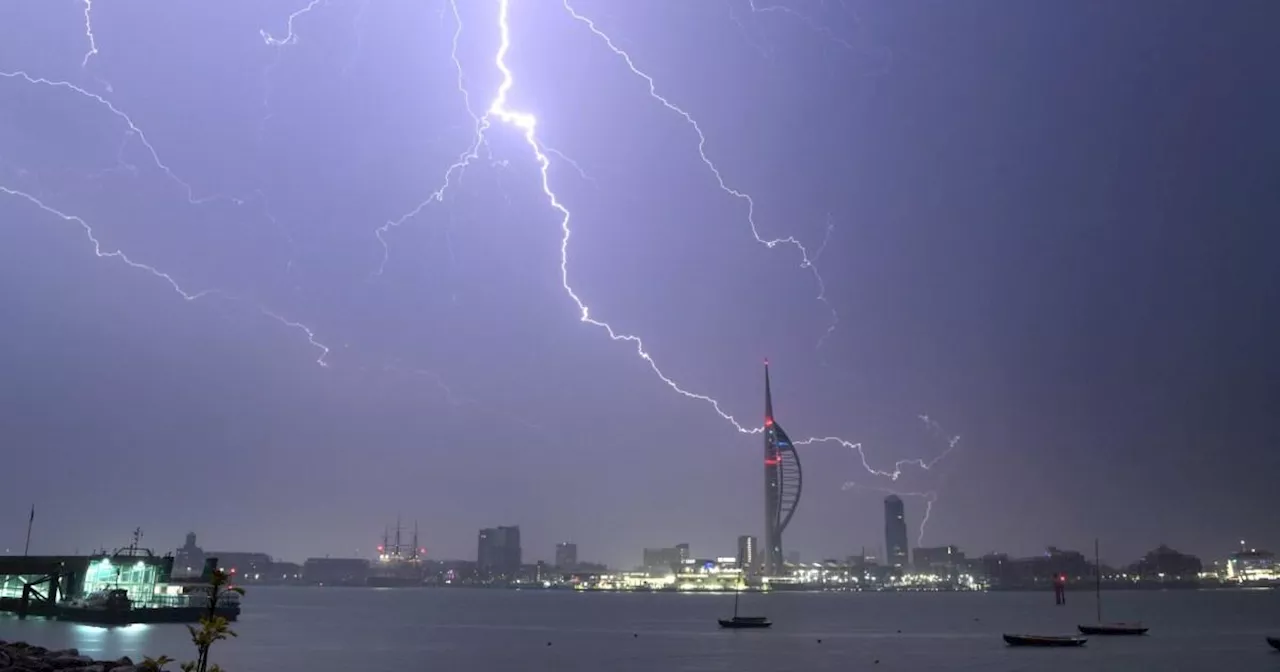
xmin=764 ymin=358 xmax=773 ymax=425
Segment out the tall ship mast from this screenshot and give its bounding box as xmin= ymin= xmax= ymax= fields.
xmin=368 ymin=515 xmax=425 ymax=587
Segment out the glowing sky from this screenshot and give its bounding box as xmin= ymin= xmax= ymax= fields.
xmin=1 ymin=0 xmax=1276 ymax=567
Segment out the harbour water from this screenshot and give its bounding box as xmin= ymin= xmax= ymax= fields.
xmin=2 ymin=588 xmax=1277 ymax=671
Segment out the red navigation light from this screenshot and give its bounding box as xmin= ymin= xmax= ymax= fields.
xmin=763 ymin=358 xmax=769 ymax=366
xmin=419 ymin=548 xmax=426 ymax=554
xmin=765 ymin=417 xmax=773 ymax=426
xmin=765 ymin=458 xmax=780 ymax=466
xmin=377 ymin=545 xmax=384 ymax=552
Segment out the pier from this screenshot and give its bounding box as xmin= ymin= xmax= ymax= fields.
xmin=0 ymin=551 xmax=239 ymax=625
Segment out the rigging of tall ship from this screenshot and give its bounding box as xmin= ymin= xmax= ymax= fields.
xmin=368 ymin=518 xmax=426 ymax=588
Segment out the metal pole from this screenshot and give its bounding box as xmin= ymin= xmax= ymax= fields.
xmin=1095 ymin=538 xmax=1102 ymax=624
xmin=23 ymin=504 xmax=34 ymax=556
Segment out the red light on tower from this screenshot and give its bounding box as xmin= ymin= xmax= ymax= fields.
xmin=377 ymin=545 xmax=384 ymax=552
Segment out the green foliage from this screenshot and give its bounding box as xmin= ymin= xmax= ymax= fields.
xmin=145 ymin=569 xmax=244 ymax=672
xmin=140 ymin=655 xmax=174 ymax=672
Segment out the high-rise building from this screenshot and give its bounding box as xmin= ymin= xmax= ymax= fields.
xmin=477 ymin=526 xmax=522 ymax=578
xmin=676 ymin=543 xmax=690 ymax=562
xmin=642 ymin=547 xmax=683 ymax=571
xmin=736 ymin=535 xmax=758 ymax=571
xmin=763 ymin=361 xmax=803 ymax=576
xmin=555 ymin=542 xmax=578 ymax=569
xmin=884 ymin=495 xmax=908 ymax=569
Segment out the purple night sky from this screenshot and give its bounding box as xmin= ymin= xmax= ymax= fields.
xmin=1 ymin=0 xmax=1276 ymax=569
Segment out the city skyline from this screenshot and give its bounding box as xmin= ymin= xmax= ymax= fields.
xmin=2 ymin=1 xmax=1277 ymax=568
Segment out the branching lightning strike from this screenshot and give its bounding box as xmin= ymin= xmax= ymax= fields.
xmin=373 ymin=0 xmax=487 ymax=277
xmin=6 ymin=1 xmax=958 ymax=526
xmin=260 ymin=0 xmax=326 ymax=47
xmin=476 ymin=0 xmax=766 ymax=434
xmin=382 ymin=0 xmax=956 ymax=501
xmin=0 ymin=71 xmax=239 ymax=206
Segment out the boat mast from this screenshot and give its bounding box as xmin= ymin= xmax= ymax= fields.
xmin=1094 ymin=538 xmax=1102 ymax=623
xmin=733 ymin=589 xmax=740 ymax=618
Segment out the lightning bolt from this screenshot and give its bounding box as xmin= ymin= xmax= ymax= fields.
xmin=372 ymin=0 xmax=487 ymax=277
xmin=561 ymin=1 xmax=839 ymax=350
xmin=260 ymin=0 xmax=326 ymax=46
xmin=258 ymin=0 xmax=328 ymax=141
xmin=0 ymin=71 xmax=239 ymax=206
xmin=744 ymin=0 xmax=857 ymax=52
xmin=797 ymin=417 xmax=961 ymax=482
xmin=487 ymin=0 xmax=766 ymax=434
xmin=80 ymin=0 xmax=99 ymax=68
xmin=0 ymin=186 xmax=331 ymax=367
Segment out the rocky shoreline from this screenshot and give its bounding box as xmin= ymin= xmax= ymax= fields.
xmin=0 ymin=641 xmax=139 ymax=672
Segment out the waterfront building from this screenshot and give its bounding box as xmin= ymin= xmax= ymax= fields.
xmin=174 ymin=532 xmax=205 ymax=578
xmin=762 ymin=361 xmax=802 ymax=576
xmin=642 ymin=547 xmax=683 ymax=572
xmin=477 ymin=526 xmax=522 ymax=579
xmin=914 ymin=545 xmax=964 ymax=575
xmin=1227 ymin=546 xmax=1277 ymax=583
xmin=301 ymin=557 xmax=370 ymax=586
xmin=555 ymin=542 xmax=578 ymax=569
xmin=736 ymin=535 xmax=758 ymax=571
xmin=884 ymin=495 xmax=909 ymax=569
xmin=208 ymin=552 xmax=273 ymax=578
xmin=1127 ymin=544 xmax=1202 ymax=580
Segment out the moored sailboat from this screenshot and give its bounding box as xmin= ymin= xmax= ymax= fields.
xmin=718 ymin=590 xmax=771 ymax=629
xmin=1077 ymin=539 xmax=1149 ymax=636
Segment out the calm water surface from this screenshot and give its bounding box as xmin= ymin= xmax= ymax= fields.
xmin=3 ymin=588 xmax=1278 ymax=671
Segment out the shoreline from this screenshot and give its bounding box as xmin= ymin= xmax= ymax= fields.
xmin=0 ymin=641 xmax=139 ymax=672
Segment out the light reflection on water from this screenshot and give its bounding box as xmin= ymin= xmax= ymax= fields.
xmin=2 ymin=588 xmax=1278 ymax=672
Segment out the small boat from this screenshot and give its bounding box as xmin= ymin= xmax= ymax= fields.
xmin=719 ymin=616 xmax=773 ymax=629
xmin=1267 ymin=636 xmax=1280 ymax=651
xmin=1078 ymin=623 xmax=1148 ymax=636
xmin=1078 ymin=539 xmax=1149 ymax=636
xmin=1003 ymin=634 xmax=1087 ymax=647
xmin=719 ymin=590 xmax=771 ymax=629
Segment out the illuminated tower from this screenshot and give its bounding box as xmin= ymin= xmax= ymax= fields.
xmin=884 ymin=495 xmax=908 ymax=569
xmin=763 ymin=361 xmax=802 ymax=576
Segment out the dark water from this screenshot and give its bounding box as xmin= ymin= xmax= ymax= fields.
xmin=3 ymin=588 xmax=1279 ymax=671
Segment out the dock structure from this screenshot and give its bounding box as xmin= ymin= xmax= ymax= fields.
xmin=0 ymin=555 xmax=94 ymax=618
xmin=0 ymin=550 xmax=239 ymax=625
